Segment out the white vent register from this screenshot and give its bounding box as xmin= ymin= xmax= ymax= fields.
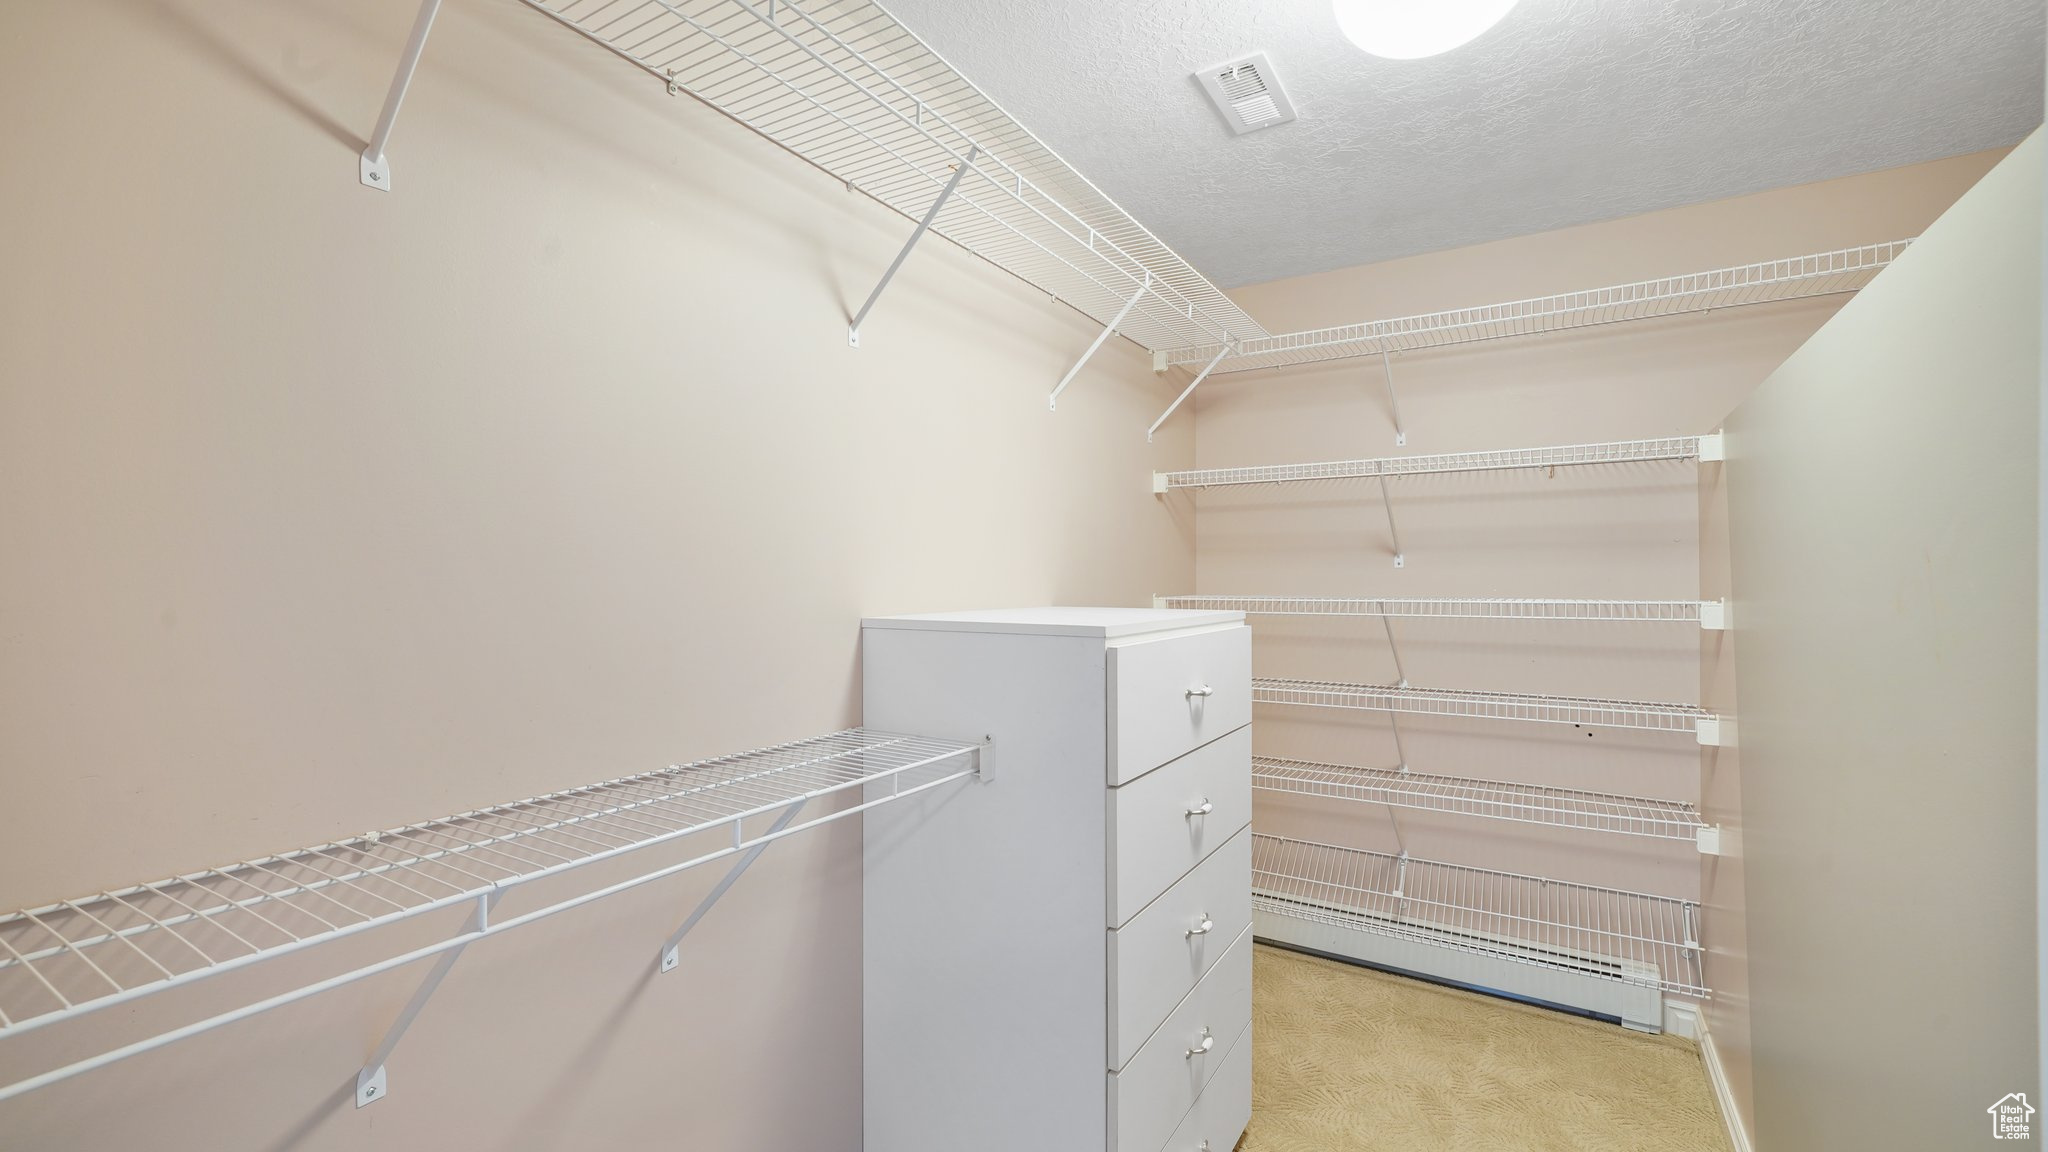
xmin=1197 ymin=52 xmax=1297 ymax=135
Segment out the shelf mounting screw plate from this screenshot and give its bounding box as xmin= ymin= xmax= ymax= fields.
xmin=356 ymin=1064 xmax=388 ymax=1108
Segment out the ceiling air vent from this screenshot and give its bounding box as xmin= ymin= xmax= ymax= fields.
xmin=1196 ymin=52 xmax=1296 ymax=135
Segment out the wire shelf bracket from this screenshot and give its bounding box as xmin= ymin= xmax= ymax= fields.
xmin=0 ymin=729 xmax=984 ymax=1105
xmin=358 ymin=0 xmax=445 ymax=190
xmin=1253 ymin=677 xmax=1727 ymax=745
xmin=1154 ymin=594 xmax=1730 ymax=630
xmin=1052 ymin=272 xmax=1149 ymax=410
xmin=1144 ymin=338 xmax=1232 ymax=437
xmin=849 ymin=146 xmax=978 ymax=348
xmin=355 ymin=887 xmax=500 ymax=1107
xmin=658 ymin=796 xmax=807 ymax=974
xmin=1378 ymin=350 xmax=1406 ymax=447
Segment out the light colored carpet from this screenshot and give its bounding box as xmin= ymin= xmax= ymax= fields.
xmin=1242 ymin=943 xmax=1731 ymax=1152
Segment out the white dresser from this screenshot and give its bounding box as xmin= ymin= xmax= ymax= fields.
xmin=862 ymin=607 xmax=1253 ymax=1152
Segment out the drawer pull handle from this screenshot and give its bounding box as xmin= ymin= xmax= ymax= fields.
xmin=1185 ymin=799 xmax=1213 ymax=817
xmin=1185 ymin=1027 xmax=1214 ymax=1059
xmin=1186 ymin=916 xmax=1215 ymax=938
xmin=1185 ymin=685 xmax=1214 ymax=698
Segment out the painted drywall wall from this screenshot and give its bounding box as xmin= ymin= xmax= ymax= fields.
xmin=1192 ymin=149 xmax=2004 ymax=1143
xmin=0 ymin=0 xmax=1193 ymax=1147
xmin=1726 ymin=133 xmax=2041 ymax=1151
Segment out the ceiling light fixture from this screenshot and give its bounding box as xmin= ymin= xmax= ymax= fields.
xmin=1332 ymin=0 xmax=1520 ymax=59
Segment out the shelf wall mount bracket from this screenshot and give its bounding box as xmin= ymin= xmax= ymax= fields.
xmin=356 ymin=886 xmax=500 ymax=1107
xmin=1146 ymin=339 xmax=1234 ymax=443
xmin=1696 ymin=825 xmax=1724 ymax=856
xmin=1695 ymin=715 xmax=1733 ymax=747
xmin=1378 ymin=350 xmax=1406 ymax=447
xmin=658 ymin=798 xmax=809 ymax=974
xmin=848 ymin=145 xmax=978 ymax=348
xmin=1699 ymin=599 xmax=1730 ymax=631
xmin=1051 ymin=272 xmax=1150 ymax=411
xmin=358 ymin=0 xmax=445 ymax=191
xmin=1377 ymin=474 xmax=1405 ymax=568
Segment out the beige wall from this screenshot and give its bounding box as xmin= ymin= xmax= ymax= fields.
xmin=1725 ymin=133 xmax=2041 ymax=1151
xmin=0 ymin=0 xmax=1192 ymax=1147
xmin=1196 ymin=149 xmax=2003 ymax=1140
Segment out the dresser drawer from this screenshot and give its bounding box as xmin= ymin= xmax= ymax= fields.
xmin=1157 ymin=1020 xmax=1251 ymax=1152
xmin=1107 ymin=726 xmax=1251 ymax=927
xmin=1107 ymin=627 xmax=1251 ymax=785
xmin=1106 ymin=925 xmax=1253 ymax=1152
xmin=1107 ymin=827 xmax=1252 ymax=1071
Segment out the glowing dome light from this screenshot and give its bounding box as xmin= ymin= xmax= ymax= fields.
xmin=1332 ymin=0 xmax=1521 ymax=60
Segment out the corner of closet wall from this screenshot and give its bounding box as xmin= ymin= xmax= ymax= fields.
xmin=1179 ymin=145 xmax=2006 ymax=1049
xmin=0 ymin=0 xmax=1193 ymax=1148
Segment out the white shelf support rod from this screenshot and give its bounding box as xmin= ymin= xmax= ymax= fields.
xmin=359 ymin=0 xmax=445 ymax=191
xmin=658 ymin=798 xmax=807 ymax=974
xmin=356 ymin=887 xmax=498 ymax=1107
xmin=1051 ymin=272 xmax=1150 ymax=411
xmin=1377 ymin=474 xmax=1405 ymax=568
xmin=1146 ymin=339 xmax=1233 ymax=442
xmin=1378 ymin=350 xmax=1406 ymax=447
xmin=848 ymin=145 xmax=978 ymax=348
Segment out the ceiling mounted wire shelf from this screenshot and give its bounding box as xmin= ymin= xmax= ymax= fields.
xmin=1253 ymin=677 xmax=1720 ymax=742
xmin=514 ymin=0 xmax=1263 ymax=352
xmin=1158 ymin=595 xmax=1711 ymax=624
xmin=0 ymin=728 xmax=980 ymax=1102
xmin=1254 ymin=757 xmax=1704 ymax=841
xmin=1162 ymin=239 xmax=1911 ymax=373
xmin=1251 ymin=834 xmax=1706 ymax=997
xmin=1154 ymin=435 xmax=1714 ymax=491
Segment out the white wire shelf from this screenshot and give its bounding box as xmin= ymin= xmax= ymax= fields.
xmin=1154 ymin=435 xmax=1715 ymax=492
xmin=1254 ymin=756 xmax=1705 ymax=842
xmin=1163 ymin=240 xmax=1910 ymax=373
xmin=1253 ymin=677 xmax=1723 ymax=744
xmin=514 ymin=0 xmax=1263 ymax=353
xmin=1251 ymin=834 xmax=1706 ymax=997
xmin=0 ymin=728 xmax=980 ymax=1102
xmin=1158 ymin=595 xmax=1720 ymax=626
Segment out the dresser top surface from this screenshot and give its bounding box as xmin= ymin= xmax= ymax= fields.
xmin=862 ymin=606 xmax=1243 ymax=639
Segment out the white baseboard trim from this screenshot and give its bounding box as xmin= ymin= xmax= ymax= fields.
xmin=1698 ymin=1016 xmax=1754 ymax=1152
xmin=1663 ymin=999 xmax=1700 ymax=1040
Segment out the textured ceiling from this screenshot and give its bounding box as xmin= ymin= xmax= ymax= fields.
xmin=882 ymin=0 xmax=2044 ymax=287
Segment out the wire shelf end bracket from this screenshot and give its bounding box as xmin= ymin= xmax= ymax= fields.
xmin=359 ymin=0 xmax=445 ymax=191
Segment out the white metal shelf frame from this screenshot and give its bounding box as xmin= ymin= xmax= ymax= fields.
xmin=1157 ymin=594 xmax=1726 ymax=629
xmin=0 ymin=729 xmax=982 ymax=1104
xmin=1254 ymin=677 xmax=1725 ymax=745
xmin=1162 ymin=240 xmax=1910 ymax=374
xmin=1251 ymin=834 xmax=1707 ymax=997
xmin=360 ymin=0 xmax=1264 ymax=373
xmin=1155 ymin=435 xmax=1718 ymax=492
xmin=1253 ymin=756 xmax=1710 ymax=845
